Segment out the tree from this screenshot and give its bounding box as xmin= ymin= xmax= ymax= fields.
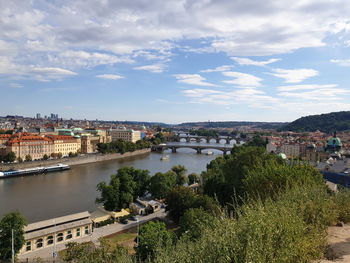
xmin=25 ymin=154 xmax=32 ymax=162
xmin=96 ymin=167 xmax=146 ymax=211
xmin=43 ymin=154 xmax=49 ymax=160
xmin=171 ymin=165 xmax=188 ymax=186
xmin=62 ymin=240 xmax=132 ymax=263
xmin=179 ymin=208 xmax=216 ymax=240
xmin=137 ymin=221 xmax=174 ymax=261
xmin=0 ymin=212 xmax=27 ymax=261
xmin=165 ymin=186 xmax=220 ymax=223
xmin=149 ymin=171 xmax=177 ymax=199
xmin=203 ymin=146 xmax=280 ymax=206
xmin=6 ymin=152 xmax=16 ymax=163
xmin=17 ymin=157 xmax=23 ymax=163
xmin=188 ymin=173 xmax=200 ymax=185
xmin=57 ymin=152 xmax=63 ymax=158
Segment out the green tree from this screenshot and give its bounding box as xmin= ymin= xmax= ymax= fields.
xmin=96 ymin=175 xmax=121 ymax=211
xmin=6 ymin=152 xmax=16 ymax=163
xmin=43 ymin=154 xmax=49 ymax=160
xmin=137 ymin=221 xmax=174 ymax=261
xmin=149 ymin=171 xmax=177 ymax=199
xmin=57 ymin=152 xmax=63 ymax=158
xmin=17 ymin=156 xmax=23 ymax=163
xmin=62 ymin=240 xmax=132 ymax=263
xmin=179 ymin=208 xmax=216 ymax=240
xmin=25 ymin=154 xmax=32 ymax=162
xmin=188 ymin=173 xmax=200 ymax=185
xmin=165 ymin=186 xmax=220 ymax=223
xmin=0 ymin=212 xmax=27 ymax=261
xmin=171 ymin=165 xmax=188 ymax=186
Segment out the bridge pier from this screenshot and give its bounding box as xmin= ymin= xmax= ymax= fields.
xmin=196 ymin=138 xmax=201 ymax=143
xmin=196 ymin=148 xmax=202 ymax=154
xmin=186 ymin=137 xmax=191 ymax=143
xmin=206 ymin=137 xmax=211 ymax=143
xmin=172 ymin=147 xmax=177 ymax=153
xmin=226 ymin=138 xmax=231 ymax=144
xmin=216 ymin=138 xmax=220 ymax=144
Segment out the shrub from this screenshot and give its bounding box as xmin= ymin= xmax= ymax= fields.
xmin=334 ymin=188 xmax=350 ymax=223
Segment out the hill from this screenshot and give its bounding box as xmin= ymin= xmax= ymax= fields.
xmin=280 ymin=111 xmax=350 ymax=132
xmin=176 ymin=121 xmax=286 ymax=129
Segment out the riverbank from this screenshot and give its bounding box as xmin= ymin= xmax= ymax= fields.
xmin=0 ymin=148 xmax=151 ymax=170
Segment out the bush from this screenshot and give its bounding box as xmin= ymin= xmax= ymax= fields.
xmin=335 ymin=188 xmax=350 ymax=223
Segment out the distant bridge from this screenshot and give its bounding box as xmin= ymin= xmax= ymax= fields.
xmin=171 ymin=133 xmax=241 ymax=144
xmin=151 ymin=143 xmax=233 ymax=155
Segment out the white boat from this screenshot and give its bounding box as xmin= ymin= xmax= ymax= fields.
xmin=160 ymin=155 xmax=169 ymax=160
xmin=206 ymin=151 xmax=213 ymax=155
xmin=0 ymin=164 xmax=70 ymax=178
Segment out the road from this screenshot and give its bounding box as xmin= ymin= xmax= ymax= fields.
xmin=18 ymin=209 xmax=167 ymax=262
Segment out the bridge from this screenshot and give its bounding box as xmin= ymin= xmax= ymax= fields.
xmin=171 ymin=133 xmax=241 ymax=144
xmin=151 ymin=143 xmax=233 ymax=155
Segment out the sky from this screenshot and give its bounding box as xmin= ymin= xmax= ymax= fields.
xmin=1 ymin=0 xmax=350 ymax=124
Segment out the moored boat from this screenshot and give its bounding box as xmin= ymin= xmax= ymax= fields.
xmin=0 ymin=164 xmax=70 ymax=178
xmin=160 ymin=154 xmax=169 ymax=160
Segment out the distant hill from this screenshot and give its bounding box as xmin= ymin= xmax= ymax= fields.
xmin=280 ymin=111 xmax=350 ymax=132
xmin=176 ymin=121 xmax=286 ymax=129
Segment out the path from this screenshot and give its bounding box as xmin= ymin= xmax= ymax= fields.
xmin=18 ymin=209 xmax=166 ymax=262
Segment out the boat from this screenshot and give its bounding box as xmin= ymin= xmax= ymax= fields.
xmin=0 ymin=164 xmax=70 ymax=178
xmin=206 ymin=151 xmax=213 ymax=155
xmin=160 ymin=155 xmax=169 ymax=161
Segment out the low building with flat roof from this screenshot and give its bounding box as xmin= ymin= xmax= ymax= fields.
xmin=20 ymin=211 xmax=92 ymax=255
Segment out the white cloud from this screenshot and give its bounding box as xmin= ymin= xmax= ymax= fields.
xmin=174 ymin=74 xmax=219 ymax=87
xmin=331 ymin=59 xmax=350 ymax=66
xmin=278 ymin=88 xmax=349 ymax=100
xmin=269 ymin=68 xmax=319 ymax=83
xmin=134 ymin=64 xmax=166 ymax=73
xmin=231 ymin=57 xmax=280 ymax=66
xmin=96 ymin=74 xmax=124 ymax=80
xmin=49 ymin=50 xmax=134 ymax=68
xmin=222 ymin=71 xmax=263 ymax=86
xmin=9 ymin=83 xmax=23 ymax=88
xmin=276 ymin=84 xmax=337 ymax=92
xmin=200 ymin=65 xmax=234 ymax=73
xmin=29 ymin=67 xmax=77 ymax=76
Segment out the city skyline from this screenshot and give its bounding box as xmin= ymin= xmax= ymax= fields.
xmin=1 ymin=1 xmax=350 ymax=123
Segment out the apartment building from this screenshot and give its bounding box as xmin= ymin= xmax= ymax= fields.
xmin=110 ymin=128 xmax=141 ymax=143
xmin=46 ymin=135 xmax=81 ymax=156
xmin=5 ymin=133 xmax=54 ymax=160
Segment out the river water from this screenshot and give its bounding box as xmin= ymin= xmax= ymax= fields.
xmin=0 ymin=141 xmax=233 ymax=223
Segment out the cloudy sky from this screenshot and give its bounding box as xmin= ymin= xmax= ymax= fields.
xmin=1 ymin=0 xmax=350 ymax=123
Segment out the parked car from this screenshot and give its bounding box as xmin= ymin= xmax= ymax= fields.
xmin=120 ymin=218 xmax=128 ymax=224
xmin=130 ymin=216 xmax=138 ymax=221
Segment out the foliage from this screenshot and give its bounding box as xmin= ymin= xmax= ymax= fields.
xmin=244 ymin=135 xmax=268 ymax=148
xmin=149 ymin=171 xmax=177 ymax=199
xmin=280 ymin=110 xmax=350 ymax=132
xmin=17 ymin=156 xmax=23 ymax=163
xmin=203 ymin=146 xmax=281 ymax=206
xmin=97 ymin=139 xmax=151 ymax=154
xmin=96 ymin=167 xmax=150 ymax=211
xmin=62 ymin=240 xmax=132 ymax=263
xmin=334 ymin=188 xmax=350 ymax=223
xmin=43 ymin=154 xmax=49 ymax=160
xmin=243 ymin=161 xmax=325 ymax=200
xmin=136 ymin=221 xmax=175 ymax=261
xmin=0 ymin=212 xmax=27 ymax=261
xmin=0 ymin=130 xmax=13 ymax=134
xmin=189 ymin=129 xmax=219 ymax=137
xmin=171 ymin=165 xmax=188 ymax=186
xmin=165 ymin=186 xmax=220 ymax=223
xmin=188 ymin=173 xmax=200 ymax=185
xmin=179 ymin=208 xmax=216 ymax=240
xmin=57 ymin=152 xmax=63 ymax=158
xmin=25 ymin=154 xmax=32 ymax=162
xmin=6 ymin=152 xmax=16 ymax=163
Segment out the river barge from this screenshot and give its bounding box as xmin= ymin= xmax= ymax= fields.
xmin=0 ymin=164 xmax=70 ymax=178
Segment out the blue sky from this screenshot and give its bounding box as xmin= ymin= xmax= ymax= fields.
xmin=1 ymin=0 xmax=350 ymax=123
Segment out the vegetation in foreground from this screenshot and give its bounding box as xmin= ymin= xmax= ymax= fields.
xmin=4 ymin=143 xmax=350 ymax=263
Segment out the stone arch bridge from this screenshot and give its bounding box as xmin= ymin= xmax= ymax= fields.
xmin=171 ymin=134 xmax=241 ymax=144
xmin=151 ymin=143 xmax=233 ymax=155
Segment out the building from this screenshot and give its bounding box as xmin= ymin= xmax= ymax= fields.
xmin=5 ymin=133 xmax=54 ymax=160
xmin=130 ymin=198 xmax=161 ymax=215
xmin=20 ymin=211 xmax=92 ymax=255
xmin=326 ymin=132 xmax=342 ymax=153
xmin=280 ymin=143 xmax=300 ymax=158
xmin=110 ymin=128 xmax=141 ymax=143
xmin=80 ymin=134 xmax=101 ymax=154
xmin=46 ymin=135 xmax=81 ymax=156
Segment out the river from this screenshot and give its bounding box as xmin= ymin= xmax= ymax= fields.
xmin=0 ymin=141 xmax=233 ymax=223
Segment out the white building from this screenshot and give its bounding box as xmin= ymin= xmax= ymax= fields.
xmin=110 ymin=128 xmax=141 ymax=143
